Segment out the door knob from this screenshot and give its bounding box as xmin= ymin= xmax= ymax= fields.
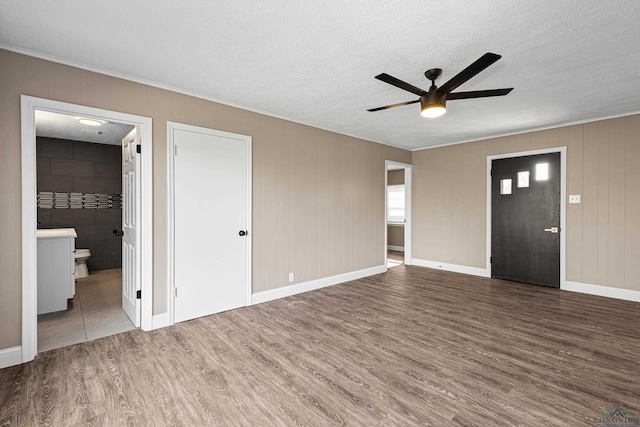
xmin=544 ymin=227 xmax=559 ymax=233
xmin=239 ymin=230 xmax=247 ymax=237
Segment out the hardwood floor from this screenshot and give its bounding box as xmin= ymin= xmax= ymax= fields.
xmin=37 ymin=269 xmax=136 ymax=353
xmin=2 ymin=265 xmax=639 ymax=426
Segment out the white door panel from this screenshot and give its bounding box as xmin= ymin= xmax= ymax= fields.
xmin=173 ymin=127 xmax=249 ymax=323
xmin=122 ymin=128 xmax=141 ymax=327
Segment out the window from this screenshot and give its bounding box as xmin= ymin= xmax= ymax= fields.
xmin=500 ymin=179 xmax=512 ymax=195
xmin=517 ymin=171 xmax=530 ymax=188
xmin=387 ymin=185 xmax=405 ymax=223
xmin=535 ymin=163 xmax=549 ymax=181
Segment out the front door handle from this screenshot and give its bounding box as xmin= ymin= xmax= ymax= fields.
xmin=239 ymin=230 xmax=247 ymax=237
xmin=544 ymin=227 xmax=559 ymax=233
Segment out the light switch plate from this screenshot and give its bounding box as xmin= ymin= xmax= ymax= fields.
xmin=569 ymin=194 xmax=581 ymax=204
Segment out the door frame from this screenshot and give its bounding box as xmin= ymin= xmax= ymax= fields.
xmin=166 ymin=121 xmax=252 ymax=326
xmin=485 ymin=147 xmax=567 ymax=289
xmin=385 ymin=160 xmax=413 ymax=266
xmin=20 ymin=95 xmax=153 ymax=363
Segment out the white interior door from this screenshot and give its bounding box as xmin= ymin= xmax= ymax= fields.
xmin=172 ymin=125 xmax=250 ymax=323
xmin=122 ymin=128 xmax=141 ymax=327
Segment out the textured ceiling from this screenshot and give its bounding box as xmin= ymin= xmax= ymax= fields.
xmin=36 ymin=111 xmax=134 ymax=146
xmin=3 ymin=1 xmax=640 ymax=150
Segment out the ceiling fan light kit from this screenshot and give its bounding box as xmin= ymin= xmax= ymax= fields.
xmin=420 ymin=92 xmax=447 ymax=118
xmin=369 ymin=52 xmax=513 ymax=118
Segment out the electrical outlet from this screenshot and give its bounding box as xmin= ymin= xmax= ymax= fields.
xmin=288 ymin=272 xmax=294 ymax=282
xmin=569 ymin=194 xmax=581 ymax=204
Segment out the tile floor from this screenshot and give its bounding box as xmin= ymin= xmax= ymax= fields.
xmin=37 ymin=268 xmax=136 ymax=353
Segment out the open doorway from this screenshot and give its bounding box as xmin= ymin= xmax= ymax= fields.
xmin=385 ymin=161 xmax=412 ymax=269
xmin=20 ymin=96 xmax=153 ymax=363
xmin=35 ymin=111 xmax=136 ymax=352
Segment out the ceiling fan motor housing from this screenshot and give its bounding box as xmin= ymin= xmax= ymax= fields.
xmin=421 ymin=91 xmax=447 ymax=110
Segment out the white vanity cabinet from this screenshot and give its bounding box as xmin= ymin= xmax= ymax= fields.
xmin=37 ymin=228 xmax=77 ymax=314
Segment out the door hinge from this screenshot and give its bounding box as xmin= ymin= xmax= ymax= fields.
xmin=174 ymin=145 xmax=177 ymax=156
xmin=136 ymin=145 xmax=141 ymax=154
xmin=490 ymin=256 xmax=493 ymax=264
xmin=174 ymin=288 xmax=178 ymax=297
xmin=136 ymin=290 xmax=141 ymax=299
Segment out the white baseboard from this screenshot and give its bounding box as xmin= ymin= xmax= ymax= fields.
xmin=0 ymin=346 xmax=22 ymax=369
xmin=564 ymin=281 xmax=640 ymax=302
xmin=252 ymin=264 xmax=387 ymax=305
xmin=152 ymin=313 xmax=170 ymax=330
xmin=412 ymin=258 xmax=490 ymax=278
xmin=387 ymin=245 xmax=404 ymax=252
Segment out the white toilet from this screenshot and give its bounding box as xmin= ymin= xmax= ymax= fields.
xmin=74 ymin=249 xmax=91 ymax=279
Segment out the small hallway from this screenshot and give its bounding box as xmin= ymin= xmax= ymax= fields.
xmin=37 ymin=269 xmax=135 ymax=353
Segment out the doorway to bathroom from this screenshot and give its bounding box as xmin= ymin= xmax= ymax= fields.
xmin=20 ymin=96 xmax=153 ymax=362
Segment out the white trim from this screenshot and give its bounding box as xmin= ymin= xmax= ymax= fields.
xmin=252 ymin=265 xmax=386 ymax=305
xmin=5 ymin=44 xmax=640 ymax=154
xmin=166 ymin=125 xmax=175 ymax=327
xmin=411 ymin=111 xmax=640 ymax=152
xmin=245 ymin=135 xmax=253 ymax=308
xmin=152 ymin=313 xmax=171 ymax=330
xmin=385 ymin=161 xmax=413 ymax=266
xmin=404 ymin=166 xmax=413 ymax=265
xmin=20 ymin=99 xmax=37 ymax=363
xmin=20 ymin=96 xmax=153 ymax=363
xmin=387 ymin=245 xmax=405 ymax=252
xmin=486 ymin=147 xmax=567 ymax=289
xmin=166 ymin=122 xmax=252 ymax=326
xmin=412 ymin=258 xmax=490 ymax=277
xmin=0 ymin=346 xmax=22 ymax=369
xmin=0 ymin=43 xmax=400 ymax=153
xmin=564 ymin=281 xmax=640 ymax=302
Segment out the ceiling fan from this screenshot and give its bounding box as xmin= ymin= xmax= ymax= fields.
xmin=368 ymin=52 xmax=513 ymax=118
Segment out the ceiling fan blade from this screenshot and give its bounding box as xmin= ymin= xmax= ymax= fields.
xmin=375 ymin=73 xmax=425 ymax=96
xmin=447 ymin=88 xmax=513 ymax=100
xmin=367 ymin=99 xmax=420 ymax=112
xmin=436 ymin=53 xmax=502 ymax=94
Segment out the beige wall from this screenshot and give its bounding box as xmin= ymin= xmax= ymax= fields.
xmin=412 ymin=116 xmax=640 ymax=290
xmin=387 ymin=225 xmax=404 ymax=248
xmin=0 ymin=49 xmax=411 ymax=350
xmin=387 ymin=169 xmax=404 ymax=186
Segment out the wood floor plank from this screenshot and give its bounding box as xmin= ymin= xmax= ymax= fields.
xmin=2 ymin=265 xmax=640 ymax=426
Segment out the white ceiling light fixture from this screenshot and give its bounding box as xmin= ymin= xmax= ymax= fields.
xmin=78 ymin=118 xmax=103 ymax=126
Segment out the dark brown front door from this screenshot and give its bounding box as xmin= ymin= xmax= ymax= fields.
xmin=491 ymin=152 xmax=561 ymax=288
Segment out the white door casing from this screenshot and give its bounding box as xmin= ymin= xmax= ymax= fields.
xmin=122 ymin=128 xmax=141 ymax=327
xmin=168 ymin=122 xmax=252 ymax=324
xmin=20 ymin=96 xmax=153 ymax=364
xmin=486 ymin=147 xmax=567 ymax=289
xmin=385 ymin=161 xmax=413 ymax=267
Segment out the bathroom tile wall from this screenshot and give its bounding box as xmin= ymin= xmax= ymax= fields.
xmin=37 ymin=137 xmax=122 ymax=271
